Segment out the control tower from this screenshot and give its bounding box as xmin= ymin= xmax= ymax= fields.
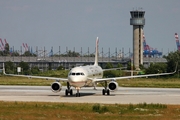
xmin=130 ymin=10 xmax=145 ymax=70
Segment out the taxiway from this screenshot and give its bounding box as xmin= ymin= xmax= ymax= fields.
xmin=0 ymin=85 xmax=180 ymax=104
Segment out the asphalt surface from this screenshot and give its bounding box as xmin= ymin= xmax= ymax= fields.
xmin=0 ymin=85 xmax=180 ymax=104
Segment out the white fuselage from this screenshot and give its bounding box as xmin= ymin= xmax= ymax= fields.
xmin=68 ymin=65 xmax=103 ymax=87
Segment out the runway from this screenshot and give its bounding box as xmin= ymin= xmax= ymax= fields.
xmin=0 ymin=85 xmax=180 ymax=104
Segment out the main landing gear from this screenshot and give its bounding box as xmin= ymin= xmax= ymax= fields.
xmin=65 ymin=82 xmax=73 ymax=96
xmin=102 ymin=81 xmax=110 ymax=95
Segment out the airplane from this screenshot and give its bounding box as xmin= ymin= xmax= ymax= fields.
xmin=3 ymin=37 xmax=177 ymax=97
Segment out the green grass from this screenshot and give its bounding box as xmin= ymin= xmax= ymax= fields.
xmin=0 ymin=101 xmax=179 ymax=120
xmin=0 ymin=76 xmax=180 ymax=88
xmin=117 ymin=78 xmax=180 ymax=88
xmin=0 ymin=76 xmax=57 ymax=86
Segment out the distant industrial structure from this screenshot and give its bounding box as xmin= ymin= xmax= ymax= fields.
xmin=130 ymin=9 xmax=145 ymax=70
xmin=175 ymin=33 xmax=180 ymax=51
xmin=143 ymin=32 xmax=162 ymax=57
xmin=0 ymin=38 xmax=8 ymax=51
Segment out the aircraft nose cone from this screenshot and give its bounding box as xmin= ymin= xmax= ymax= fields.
xmin=69 ymin=76 xmax=83 ymax=82
xmin=68 ymin=76 xmax=87 ymax=87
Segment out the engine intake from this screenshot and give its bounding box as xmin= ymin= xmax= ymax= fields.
xmin=108 ymin=81 xmax=118 ymax=91
xmin=51 ymin=82 xmax=62 ymax=92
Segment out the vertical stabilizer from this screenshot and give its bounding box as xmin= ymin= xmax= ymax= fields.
xmin=94 ymin=37 xmax=99 ymax=66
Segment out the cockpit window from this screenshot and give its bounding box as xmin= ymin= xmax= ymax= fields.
xmin=76 ymin=73 xmax=81 ymax=75
xmin=69 ymin=72 xmax=85 ymax=76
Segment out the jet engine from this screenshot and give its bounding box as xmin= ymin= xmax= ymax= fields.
xmin=108 ymin=81 xmax=118 ymax=91
xmin=51 ymin=82 xmax=62 ymax=92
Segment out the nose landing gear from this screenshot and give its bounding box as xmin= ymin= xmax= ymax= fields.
xmin=75 ymin=87 xmax=81 ymax=97
xmin=65 ymin=82 xmax=81 ymax=97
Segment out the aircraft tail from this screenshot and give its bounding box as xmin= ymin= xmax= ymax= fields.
xmin=94 ymin=37 xmax=99 ymax=66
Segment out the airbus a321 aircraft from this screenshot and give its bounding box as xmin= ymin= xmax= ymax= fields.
xmin=3 ymin=37 xmax=176 ymax=97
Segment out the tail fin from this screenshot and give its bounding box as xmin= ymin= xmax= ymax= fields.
xmin=94 ymin=37 xmax=99 ymax=66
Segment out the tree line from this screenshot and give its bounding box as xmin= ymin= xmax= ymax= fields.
xmin=3 ymin=51 xmax=179 ymax=77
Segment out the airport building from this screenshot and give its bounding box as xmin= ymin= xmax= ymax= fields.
xmin=0 ymin=56 xmax=166 ymax=72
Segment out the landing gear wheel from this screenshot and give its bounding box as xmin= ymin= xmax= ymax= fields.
xmin=102 ymin=89 xmax=105 ymax=95
xmin=102 ymin=89 xmax=110 ymax=95
xmin=65 ymin=89 xmax=68 ymax=96
xmin=107 ymin=89 xmax=110 ymax=95
xmin=75 ymin=87 xmax=81 ymax=97
xmin=102 ymin=81 xmax=110 ymax=95
xmin=70 ymin=89 xmax=73 ymax=96
xmin=65 ymin=82 xmax=73 ymax=96
xmin=76 ymin=93 xmax=80 ymax=97
xmin=65 ymin=89 xmax=73 ymax=96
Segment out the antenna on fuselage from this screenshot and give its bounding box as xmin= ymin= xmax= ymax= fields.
xmin=94 ymin=37 xmax=99 ymax=66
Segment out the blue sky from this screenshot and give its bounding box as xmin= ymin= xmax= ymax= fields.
xmin=0 ymin=0 xmax=180 ymax=56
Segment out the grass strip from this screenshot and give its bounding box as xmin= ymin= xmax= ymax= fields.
xmin=0 ymin=101 xmax=180 ymax=120
xmin=0 ymin=76 xmax=180 ymax=88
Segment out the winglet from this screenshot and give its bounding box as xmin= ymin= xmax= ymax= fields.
xmin=94 ymin=37 xmax=99 ymax=66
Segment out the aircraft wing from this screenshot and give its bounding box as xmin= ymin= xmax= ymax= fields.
xmin=94 ymin=70 xmax=176 ymax=82
xmin=3 ymin=73 xmax=68 ymax=81
xmin=3 ymin=64 xmax=68 ymax=82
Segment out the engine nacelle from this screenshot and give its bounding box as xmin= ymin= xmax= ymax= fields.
xmin=51 ymin=82 xmax=62 ymax=93
xmin=108 ymin=81 xmax=118 ymax=91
